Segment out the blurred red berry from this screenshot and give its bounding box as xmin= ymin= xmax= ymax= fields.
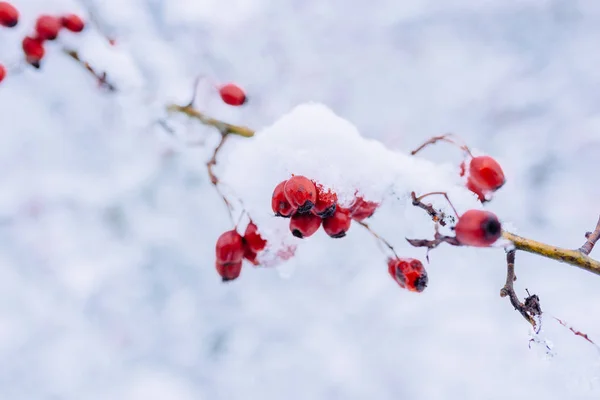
xmin=322 ymin=207 xmax=351 ymax=238
xmin=215 ymin=229 xmax=244 ymax=264
xmin=243 ymin=247 xmax=259 ymax=266
xmin=272 ymin=180 xmax=297 ymax=217
xmin=388 ymin=258 xmax=428 ymax=292
xmin=216 ymin=261 xmax=242 ymax=282
xmin=466 ymin=178 xmax=486 ymax=203
xmin=0 ymin=64 xmax=6 ymax=83
xmin=468 ymin=156 xmax=505 ymax=192
xmin=35 ymin=15 xmax=62 ymax=40
xmin=311 ymin=183 xmax=337 ymax=218
xmin=243 ymin=221 xmax=267 ymax=253
xmin=289 ymin=212 xmax=321 ymax=238
xmin=0 ymin=2 xmax=18 ymax=27
xmin=22 ymin=36 xmax=45 ymax=67
xmin=61 ymin=14 xmax=85 ymax=32
xmin=454 ymin=209 xmax=502 ymax=247
xmin=219 ymin=83 xmax=246 ymax=106
xmin=284 ymin=175 xmax=317 ymax=213
xmin=349 ymin=196 xmax=378 ymax=221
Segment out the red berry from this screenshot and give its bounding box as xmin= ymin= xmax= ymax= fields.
xmin=0 ymin=64 xmax=6 ymax=83
xmin=322 ymin=207 xmax=351 ymax=238
xmin=61 ymin=14 xmax=85 ymax=32
xmin=284 ymin=176 xmax=317 ymax=213
xmin=272 ymin=180 xmax=297 ymax=217
xmin=219 ymin=83 xmax=246 ymax=106
xmin=388 ymin=258 xmax=428 ymax=292
xmin=349 ymin=197 xmax=378 ymax=221
xmin=243 ymin=247 xmax=259 ymax=266
xmin=468 ymin=156 xmax=505 ymax=192
xmin=0 ymin=2 xmax=18 ymax=27
xmin=22 ymin=36 xmax=45 ymax=67
xmin=215 ymin=229 xmax=244 ymax=264
xmin=311 ymin=183 xmax=338 ymax=218
xmin=243 ymin=221 xmax=267 ymax=252
xmin=454 ymin=209 xmax=502 ymax=247
xmin=466 ymin=178 xmax=487 ymax=203
xmin=289 ymin=212 xmax=321 ymax=238
xmin=35 ymin=15 xmax=62 ymax=40
xmin=216 ymin=260 xmax=242 ymax=282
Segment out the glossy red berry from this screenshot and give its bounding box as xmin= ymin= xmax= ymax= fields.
xmin=454 ymin=209 xmax=502 ymax=247
xmin=468 ymin=156 xmax=505 ymax=192
xmin=22 ymin=36 xmax=45 ymax=67
xmin=216 ymin=261 xmax=242 ymax=282
xmin=388 ymin=258 xmax=428 ymax=292
xmin=272 ymin=180 xmax=297 ymax=217
xmin=284 ymin=175 xmax=317 ymax=213
xmin=219 ymin=83 xmax=246 ymax=106
xmin=243 ymin=221 xmax=267 ymax=253
xmin=61 ymin=14 xmax=85 ymax=32
xmin=0 ymin=64 xmax=6 ymax=83
xmin=349 ymin=197 xmax=378 ymax=221
xmin=289 ymin=212 xmax=321 ymax=238
xmin=322 ymin=207 xmax=351 ymax=238
xmin=0 ymin=2 xmax=18 ymax=27
xmin=35 ymin=15 xmax=62 ymax=40
xmin=215 ymin=229 xmax=244 ymax=264
xmin=311 ymin=183 xmax=337 ymax=218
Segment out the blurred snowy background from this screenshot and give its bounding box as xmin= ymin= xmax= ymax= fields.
xmin=1 ymin=0 xmax=600 ymax=399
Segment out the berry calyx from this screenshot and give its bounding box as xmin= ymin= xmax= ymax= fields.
xmin=272 ymin=180 xmax=297 ymax=217
xmin=35 ymin=15 xmax=62 ymax=41
xmin=289 ymin=212 xmax=321 ymax=238
xmin=284 ymin=175 xmax=317 ymax=213
xmin=388 ymin=258 xmax=428 ymax=292
xmin=22 ymin=36 xmax=45 ymax=67
xmin=243 ymin=221 xmax=267 ymax=253
xmin=0 ymin=64 xmax=6 ymax=83
xmin=454 ymin=209 xmax=502 ymax=247
xmin=468 ymin=156 xmax=505 ymax=192
xmin=219 ymin=83 xmax=247 ymax=106
xmin=215 ymin=229 xmax=244 ymax=264
xmin=311 ymin=183 xmax=337 ymax=218
xmin=61 ymin=14 xmax=85 ymax=32
xmin=322 ymin=207 xmax=351 ymax=238
xmin=349 ymin=196 xmax=378 ymax=221
xmin=0 ymin=2 xmax=18 ymax=27
xmin=216 ymin=261 xmax=242 ymax=282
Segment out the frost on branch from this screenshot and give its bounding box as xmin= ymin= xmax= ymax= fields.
xmin=218 ymin=103 xmax=484 ymax=267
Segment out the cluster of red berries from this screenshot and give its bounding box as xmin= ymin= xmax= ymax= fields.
xmin=22 ymin=13 xmax=85 ymax=68
xmin=215 ymin=222 xmax=267 ymax=281
xmin=0 ymin=2 xmax=85 ymax=80
xmin=271 ymin=175 xmax=379 ymax=239
xmin=460 ymin=156 xmax=505 ymax=202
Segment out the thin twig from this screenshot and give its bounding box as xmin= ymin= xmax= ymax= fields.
xmin=410 ymin=191 xmax=453 ymax=226
xmin=410 ymin=133 xmax=473 ymax=157
xmin=166 ymin=104 xmax=254 ymax=137
xmin=578 ymin=215 xmax=600 ymax=255
xmin=62 ymin=49 xmax=116 ymax=91
xmin=499 ymin=250 xmax=540 ymax=329
xmin=554 ymin=317 xmax=600 ymax=349
xmin=357 ymin=220 xmax=398 ymax=258
xmin=413 ymin=191 xmax=459 ymax=219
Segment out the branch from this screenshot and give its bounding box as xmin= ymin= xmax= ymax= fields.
xmin=166 ymin=104 xmax=254 ymax=137
xmin=499 ymin=250 xmax=540 ymax=329
xmin=579 ymin=215 xmax=600 ymax=255
xmin=502 ymin=231 xmax=600 ymax=276
xmin=63 ymin=49 xmax=116 ymax=91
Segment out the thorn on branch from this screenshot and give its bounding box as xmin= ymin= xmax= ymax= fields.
xmin=578 ymin=215 xmax=600 ymax=256
xmin=500 ymin=250 xmax=541 ymax=330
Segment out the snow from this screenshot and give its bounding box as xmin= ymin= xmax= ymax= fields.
xmin=1 ymin=0 xmax=600 ymax=399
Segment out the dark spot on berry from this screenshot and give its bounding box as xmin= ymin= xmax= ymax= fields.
xmin=292 ymin=229 xmax=304 ymax=238
xmin=222 ymin=276 xmax=234 ymax=282
xmin=297 ymin=201 xmax=314 ymax=214
xmin=413 ymin=273 xmax=428 ymax=292
xmin=6 ymin=19 xmax=17 ymax=28
xmin=330 ymin=231 xmax=346 ymax=239
xmin=482 ymin=216 xmax=501 ymax=239
xmin=316 ymin=204 xmax=336 ymax=219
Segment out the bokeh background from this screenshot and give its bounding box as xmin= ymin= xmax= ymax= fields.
xmin=1 ymin=0 xmax=600 ymax=399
